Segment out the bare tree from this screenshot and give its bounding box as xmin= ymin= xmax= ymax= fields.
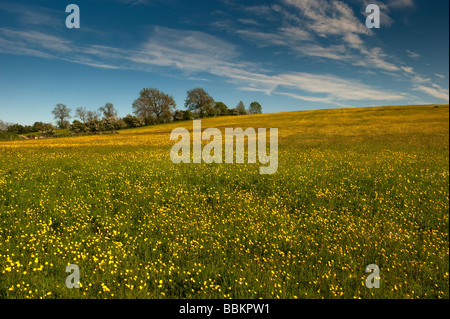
xmin=0 ymin=120 xmax=8 ymax=131
xmin=75 ymin=107 xmax=88 ymax=123
xmin=52 ymin=104 xmax=71 ymax=128
xmin=86 ymin=110 xmax=101 ymax=121
xmin=99 ymin=103 xmax=118 ymax=119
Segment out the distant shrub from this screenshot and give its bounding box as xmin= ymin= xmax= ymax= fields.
xmin=123 ymin=114 xmax=144 ymax=128
xmin=0 ymin=131 xmax=20 ymax=141
xmin=70 ymin=120 xmax=88 ymax=134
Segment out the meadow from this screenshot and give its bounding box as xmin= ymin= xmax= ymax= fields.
xmin=0 ymin=104 xmax=448 ymax=299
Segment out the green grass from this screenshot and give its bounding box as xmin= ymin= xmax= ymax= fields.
xmin=0 ymin=104 xmax=448 ymax=299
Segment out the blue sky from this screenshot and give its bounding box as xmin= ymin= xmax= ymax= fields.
xmin=0 ymin=0 xmax=448 ymax=125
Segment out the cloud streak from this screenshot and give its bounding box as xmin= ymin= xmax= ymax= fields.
xmin=414 ymin=85 xmax=449 ymax=101
xmin=0 ymin=24 xmax=406 ymax=106
xmin=0 ymin=0 xmax=446 ymax=105
xmin=0 ymin=1 xmax=62 ymax=29
xmin=214 ymin=0 xmax=448 ymax=102
xmin=217 ymin=0 xmax=406 ymax=74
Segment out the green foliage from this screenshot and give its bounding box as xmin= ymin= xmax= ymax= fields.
xmin=185 ymin=88 xmax=215 ymax=118
xmin=133 ymin=88 xmax=177 ymax=124
xmin=123 ymin=114 xmax=144 ymax=128
xmin=31 ymin=122 xmax=46 ymax=132
xmin=182 ymin=110 xmax=193 ymax=121
xmin=236 ymin=101 xmax=247 ymax=115
xmin=56 ymin=120 xmax=70 ymax=130
xmin=85 ymin=119 xmax=103 ymax=134
xmin=172 ymin=110 xmax=184 ymax=121
xmin=40 ymin=123 xmax=56 ymax=136
xmin=102 ymin=117 xmax=126 ymax=132
xmin=69 ymin=120 xmax=88 ymax=134
xmin=0 ymin=131 xmax=20 ymax=141
xmin=7 ymin=124 xmax=28 ymax=134
xmin=248 ymin=102 xmax=262 ymax=114
xmin=214 ymin=102 xmax=229 ymax=116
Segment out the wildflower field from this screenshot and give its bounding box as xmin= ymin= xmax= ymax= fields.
xmin=0 ymin=104 xmax=448 ymax=299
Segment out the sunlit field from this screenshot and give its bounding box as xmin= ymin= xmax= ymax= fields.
xmin=0 ymin=104 xmax=448 ymax=299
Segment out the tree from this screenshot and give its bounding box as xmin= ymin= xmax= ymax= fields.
xmin=236 ymin=101 xmax=247 ymax=115
xmin=60 ymin=120 xmax=70 ymax=129
xmin=182 ymin=110 xmax=193 ymax=121
xmin=133 ymin=88 xmax=177 ymax=125
xmin=172 ymin=110 xmax=194 ymax=121
xmin=86 ymin=110 xmax=101 ymax=122
xmin=52 ymin=104 xmax=71 ymax=128
xmin=75 ymin=107 xmax=88 ymax=123
xmin=32 ymin=122 xmax=46 ymax=132
xmin=185 ymin=88 xmax=215 ymax=118
xmin=0 ymin=120 xmax=8 ymax=132
xmin=214 ymin=102 xmax=229 ymax=116
xmin=102 ymin=117 xmax=126 ymax=132
xmin=248 ymin=102 xmax=262 ymax=114
xmin=172 ymin=110 xmax=184 ymax=122
xmin=99 ymin=103 xmax=118 ymax=119
xmin=122 ymin=114 xmax=144 ymax=128
xmin=40 ymin=123 xmax=55 ymax=136
xmin=7 ymin=124 xmax=26 ymax=134
xmin=69 ymin=120 xmax=87 ymax=134
xmin=86 ymin=119 xmax=102 ymax=134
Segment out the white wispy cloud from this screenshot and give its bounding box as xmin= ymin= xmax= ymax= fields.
xmin=217 ymin=0 xmax=448 ymax=103
xmin=221 ymin=0 xmax=404 ymax=74
xmin=353 ymin=0 xmax=416 ymax=27
xmin=411 ymin=75 xmax=449 ymax=101
xmin=107 ymin=0 xmax=150 ymax=5
xmin=237 ymin=18 xmax=259 ymax=26
xmin=0 ymin=28 xmax=72 ymax=53
xmin=413 ymin=85 xmax=449 ymax=101
xmin=283 ymin=0 xmax=371 ymax=46
xmin=0 ymin=23 xmax=407 ymax=106
xmin=0 ymin=35 xmax=54 ymax=59
xmin=0 ymin=1 xmax=62 ymax=29
xmin=235 ymin=28 xmax=311 ymax=48
xmin=294 ymin=44 xmax=353 ymax=61
xmin=2 ymin=0 xmax=445 ymax=105
xmin=0 ymin=27 xmax=125 ymax=69
xmin=353 ymin=47 xmax=401 ymax=72
xmin=387 ymin=0 xmax=415 ymax=9
xmin=280 ymin=0 xmax=414 ymax=74
xmin=272 ymin=73 xmax=404 ymax=101
xmin=275 ymin=92 xmax=343 ymax=104
xmin=401 ymin=66 xmax=415 ymax=74
xmin=407 ymin=49 xmax=421 ymax=59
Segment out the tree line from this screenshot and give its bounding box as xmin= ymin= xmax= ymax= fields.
xmin=0 ymin=120 xmax=55 ymax=136
xmin=0 ymin=87 xmax=263 ymax=137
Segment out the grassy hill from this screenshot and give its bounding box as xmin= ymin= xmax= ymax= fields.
xmin=0 ymin=104 xmax=448 ymax=299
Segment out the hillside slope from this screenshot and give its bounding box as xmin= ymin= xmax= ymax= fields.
xmin=0 ymin=104 xmax=448 ymax=299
